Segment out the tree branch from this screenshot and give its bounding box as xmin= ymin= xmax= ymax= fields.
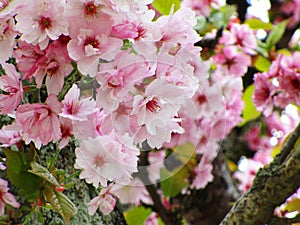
xmin=138 ymin=144 xmax=182 ymax=225
xmin=220 ymin=123 xmax=300 ymax=225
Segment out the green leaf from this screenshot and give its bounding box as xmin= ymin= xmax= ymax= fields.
xmin=284 ymin=198 xmax=300 ymax=213
xmin=29 ymin=162 xmax=60 ymax=187
xmin=124 ymin=206 xmax=152 ymax=225
xmin=3 ymin=148 xmax=41 ymax=201
xmin=194 ymin=16 xmax=207 ymax=33
xmin=239 ymin=84 xmax=261 ymax=126
xmin=160 ymin=166 xmax=189 ymax=197
xmin=43 ymin=186 xmax=77 ymax=225
xmin=254 ymin=55 xmax=271 ymax=72
xmin=245 ymin=18 xmax=273 ymax=30
xmin=152 ymin=0 xmax=180 ymax=15
xmin=209 ymin=5 xmax=235 ymax=29
xmin=266 ymin=20 xmax=287 ymax=48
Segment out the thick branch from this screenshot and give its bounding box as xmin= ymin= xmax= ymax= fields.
xmin=220 ymin=123 xmax=300 ymax=225
xmin=138 ymin=146 xmax=182 ymax=225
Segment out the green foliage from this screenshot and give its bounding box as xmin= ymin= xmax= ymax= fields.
xmin=3 ymin=148 xmax=41 ymax=201
xmin=240 ymin=84 xmax=261 ymax=126
xmin=160 ymin=166 xmax=189 ymax=198
xmin=194 ymin=16 xmax=207 ymax=33
xmin=245 ymin=18 xmax=273 ymax=30
xmin=265 ymin=20 xmax=287 ymax=49
xmin=151 ymin=0 xmax=180 ymax=15
xmin=124 ymin=206 xmax=152 ymax=225
xmin=209 ymin=5 xmax=235 ymax=29
xmin=254 ymin=55 xmax=271 ymax=72
xmin=28 ymin=162 xmax=60 ymax=187
xmin=160 ymin=143 xmax=195 ymax=197
xmin=43 ymin=187 xmax=77 ymax=225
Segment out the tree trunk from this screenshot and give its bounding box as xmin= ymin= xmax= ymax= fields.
xmin=174 ymin=151 xmax=241 ymax=225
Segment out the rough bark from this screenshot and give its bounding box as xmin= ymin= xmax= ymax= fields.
xmin=173 ymin=151 xmax=241 ymax=225
xmin=220 ymin=123 xmax=300 ymax=225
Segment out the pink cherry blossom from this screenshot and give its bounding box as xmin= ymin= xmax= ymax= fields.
xmin=88 ymin=186 xmax=117 ymax=215
xmin=191 ymin=161 xmax=214 ymax=189
xmin=0 ymin=178 xmax=20 ymax=216
xmin=244 ymin=125 xmax=262 ymax=151
xmin=0 ymin=63 xmax=23 ymax=114
xmin=131 ymin=79 xmax=186 ymax=136
xmin=182 ymin=0 xmax=225 ymax=17
xmin=39 ymin=41 xmax=73 ymax=95
xmin=144 ymin=212 xmax=159 ymax=225
xmin=67 ymin=18 xmax=122 ymax=77
xmin=0 ymin=0 xmax=23 ymax=18
xmin=96 ymin=50 xmax=152 ymax=112
xmin=0 ymin=123 xmax=22 ymax=147
xmin=113 ymin=178 xmax=152 ymax=205
xmin=253 ymin=72 xmax=275 ymax=116
xmin=220 ymin=23 xmax=257 ymax=55
xmin=14 ymin=40 xmax=46 ymax=81
xmin=155 ymin=7 xmax=200 ymax=48
xmin=74 ymin=134 xmax=138 ymax=188
xmin=134 ymin=118 xmax=184 ymax=148
xmin=15 ymin=0 xmax=69 ymax=50
xmin=213 ymin=45 xmax=251 ymax=77
xmin=16 ymin=95 xmax=62 ymax=148
xmin=234 ymin=158 xmax=263 ymax=193
xmin=64 ymin=0 xmax=109 ymax=20
xmin=0 ymin=17 xmax=18 ymax=63
xmin=60 ymin=84 xmax=98 ymax=121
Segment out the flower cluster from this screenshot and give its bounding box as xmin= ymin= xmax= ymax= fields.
xmin=253 ymin=52 xmax=300 ymax=116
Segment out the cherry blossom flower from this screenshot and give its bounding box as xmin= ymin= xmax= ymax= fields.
xmin=220 ymin=23 xmax=257 ymax=55
xmin=0 ymin=123 xmax=22 ymax=147
xmin=74 ymin=134 xmax=138 ymax=188
xmin=16 ymin=95 xmax=62 ymax=148
xmin=0 ymin=63 xmax=23 ymax=114
xmin=39 ymin=41 xmax=73 ymax=95
xmin=234 ymin=158 xmax=263 ymax=193
xmin=132 ymin=79 xmax=186 ymax=136
xmin=134 ymin=118 xmax=184 ymax=148
xmin=113 ymin=178 xmax=152 ymax=205
xmin=253 ymin=72 xmax=275 ymax=116
xmin=14 ymin=40 xmax=46 ymax=81
xmin=15 ymin=0 xmax=69 ymax=50
xmin=0 ymin=178 xmax=20 ymax=216
xmin=0 ymin=0 xmax=23 ymax=18
xmin=67 ymin=18 xmax=122 ymax=77
xmin=96 ymin=50 xmax=152 ymax=112
xmin=213 ymin=45 xmax=251 ymax=77
xmin=191 ymin=161 xmax=214 ymax=189
xmin=155 ymin=7 xmax=200 ymax=48
xmin=0 ymin=17 xmax=18 ymax=63
xmin=88 ymin=185 xmax=117 ymax=215
xmin=144 ymin=212 xmax=159 ymax=225
xmin=64 ymin=0 xmax=108 ymax=20
xmin=60 ymin=84 xmax=98 ymax=121
xmin=182 ymin=0 xmax=225 ymax=17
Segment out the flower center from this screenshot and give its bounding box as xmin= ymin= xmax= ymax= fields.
xmin=94 ymin=155 xmax=105 ymax=168
xmin=38 ymin=16 xmax=52 ymax=30
xmin=146 ymin=98 xmax=161 ymax=113
xmin=84 ymin=36 xmax=99 ymax=48
xmin=66 ymin=101 xmax=80 ymax=115
xmin=84 ymin=1 xmax=98 ymax=17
